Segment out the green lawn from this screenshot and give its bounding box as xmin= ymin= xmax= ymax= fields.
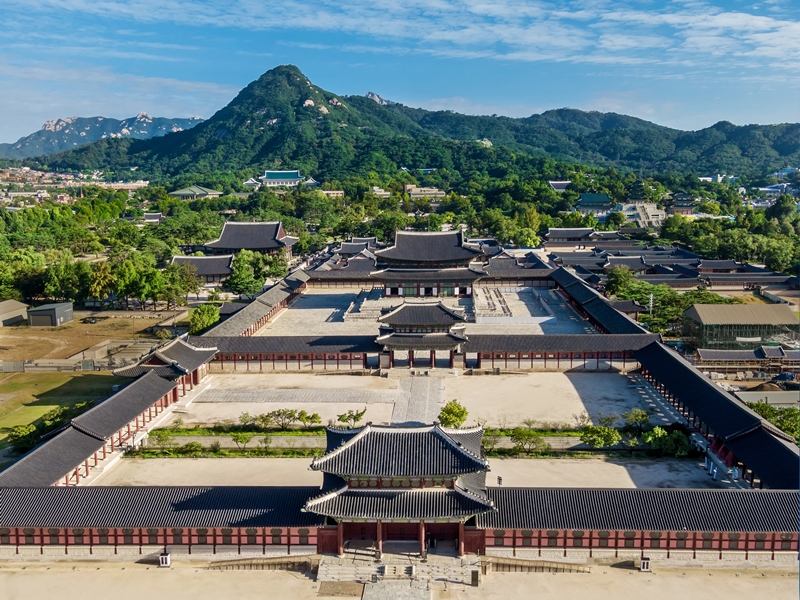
xmin=0 ymin=372 xmax=126 ymax=447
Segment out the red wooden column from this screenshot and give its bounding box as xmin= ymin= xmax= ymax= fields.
xmin=418 ymin=521 xmax=425 ymax=557
xmin=430 ymin=350 xmax=435 ymax=368
xmin=337 ymin=522 xmax=344 ymax=557
xmin=409 ymin=351 xmax=414 ymax=368
xmin=458 ymin=522 xmax=465 ymax=557
xmin=376 ymin=521 xmax=383 ymax=556
xmin=449 ymin=350 xmax=455 ymax=369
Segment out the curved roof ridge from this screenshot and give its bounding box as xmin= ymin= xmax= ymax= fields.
xmin=311 ymin=424 xmax=374 ymax=470
xmin=433 ymin=424 xmax=489 ymax=467
xmin=453 ymin=484 xmax=496 ymax=509
xmin=301 ymin=485 xmax=348 ymax=511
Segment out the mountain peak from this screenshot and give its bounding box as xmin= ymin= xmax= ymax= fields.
xmin=366 ymin=91 xmax=395 ymax=106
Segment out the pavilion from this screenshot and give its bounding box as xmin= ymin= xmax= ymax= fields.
xmin=304 ymin=423 xmax=493 ymax=557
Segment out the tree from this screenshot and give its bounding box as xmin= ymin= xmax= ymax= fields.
xmin=88 ymin=261 xmax=115 ymax=302
xmin=643 ymin=426 xmax=691 ymax=456
xmin=621 ymin=434 xmax=641 ymax=457
xmin=438 ymin=399 xmax=469 ymax=428
xmin=231 ymin=432 xmax=253 ymax=450
xmin=606 ymin=266 xmax=635 ymax=296
xmin=7 ymin=424 xmax=38 ymax=452
xmin=337 ymin=407 xmax=367 ymax=429
xmin=270 ymin=408 xmax=298 ymax=430
xmin=149 ymin=429 xmax=175 ymax=449
xmin=604 ymin=211 xmax=627 ymax=230
xmin=297 ymin=410 xmax=322 ymax=430
xmin=622 ymin=408 xmax=650 ymax=435
xmin=225 ymin=250 xmax=262 ymax=298
xmin=510 ymin=428 xmax=549 ymax=455
xmin=189 ymin=303 xmax=220 ymax=334
xmin=580 ymin=426 xmax=622 ymax=449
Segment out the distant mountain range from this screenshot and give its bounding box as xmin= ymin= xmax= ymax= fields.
xmin=26 ymin=65 xmax=800 ymax=178
xmin=0 ymin=113 xmax=204 ymax=159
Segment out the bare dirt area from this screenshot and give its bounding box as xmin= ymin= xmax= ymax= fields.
xmin=488 ymin=458 xmax=733 ymax=489
xmin=173 ymin=402 xmax=394 ymax=428
xmin=96 ymin=457 xmax=322 ymax=487
xmin=204 ymin=372 xmax=398 ymax=391
xmin=448 ymin=373 xmax=664 ymax=428
xmin=0 ymin=317 xmax=160 ymax=361
xmin=0 ymin=562 xmax=795 ymax=600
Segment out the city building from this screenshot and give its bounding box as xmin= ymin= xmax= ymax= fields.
xmin=575 ymin=193 xmax=614 ymax=218
xmin=404 ymin=185 xmax=446 ymax=200
xmin=168 ymin=186 xmax=223 ymax=201
xmin=258 ymin=170 xmax=305 ymax=188
xmin=0 ymin=299 xmax=28 ymax=326
xmin=682 ymin=304 xmax=800 ymax=349
xmin=27 ymin=303 xmax=73 ymax=327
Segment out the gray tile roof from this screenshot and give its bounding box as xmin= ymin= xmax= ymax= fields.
xmin=369 ymin=268 xmax=486 ymax=282
xmin=205 ymin=221 xmax=296 ymax=250
xmin=376 ymin=332 xmax=467 ymax=349
xmin=155 ymin=339 xmax=218 ymax=373
xmin=303 ymin=487 xmax=494 ymax=521
xmin=71 ymin=371 xmax=178 ymax=439
xmin=463 ymin=334 xmax=660 ymax=353
xmin=479 ymin=488 xmax=798 ymax=531
xmin=378 ymin=302 xmax=465 ymax=326
xmin=171 ymin=255 xmax=233 ymax=277
xmin=0 ymin=486 xmax=325 ymax=527
xmin=375 ymin=231 xmax=482 ymax=263
xmin=192 ymin=335 xmax=381 ymax=354
xmin=0 ymin=428 xmax=106 ymax=487
xmin=581 ymin=298 xmax=648 ymax=335
xmin=306 ymin=261 xmax=376 ymax=279
xmin=311 ymin=425 xmax=488 ymax=478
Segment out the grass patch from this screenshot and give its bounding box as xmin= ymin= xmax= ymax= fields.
xmin=126 ymin=447 xmax=323 ymax=459
xmin=0 ymin=372 xmax=126 ymax=448
xmin=159 ymin=426 xmax=326 ymax=436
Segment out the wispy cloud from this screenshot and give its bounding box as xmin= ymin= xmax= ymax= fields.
xmin=6 ymin=0 xmax=798 ymax=73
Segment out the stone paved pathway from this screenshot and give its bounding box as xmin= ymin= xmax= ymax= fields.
xmin=362 ymin=581 xmax=430 ymax=600
xmin=391 ymin=378 xmax=443 ymax=425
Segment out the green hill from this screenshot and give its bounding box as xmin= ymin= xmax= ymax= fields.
xmin=29 ymin=65 xmax=800 ymax=178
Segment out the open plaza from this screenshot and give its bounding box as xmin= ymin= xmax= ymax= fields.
xmin=0 ymin=231 xmax=797 ymax=597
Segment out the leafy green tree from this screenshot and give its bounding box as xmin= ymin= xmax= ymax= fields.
xmin=225 ymin=251 xmax=262 ymax=298
xmin=580 ymin=426 xmax=622 ymax=448
xmin=606 ymin=266 xmax=635 ymax=296
xmin=88 ymin=261 xmax=115 ymax=301
xmin=231 ymin=432 xmax=253 ymax=450
xmin=604 ymin=211 xmax=627 ymax=229
xmin=747 ymin=402 xmax=799 ymax=442
xmin=148 ymin=429 xmax=175 ymax=449
xmin=270 ymin=408 xmax=299 ymax=430
xmin=337 ymin=407 xmax=367 ymax=429
xmin=510 ymin=428 xmax=548 ymax=455
xmin=189 ymin=303 xmax=220 ymax=334
xmin=622 ymin=408 xmax=650 ymax=435
xmin=438 ymin=399 xmax=469 ymax=428
xmin=7 ymin=424 xmax=38 ymax=452
xmin=642 ymin=426 xmax=691 ymax=456
xmin=297 ymin=410 xmax=322 ymax=430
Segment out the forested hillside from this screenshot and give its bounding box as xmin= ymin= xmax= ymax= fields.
xmin=28 ymin=66 xmax=800 ymax=180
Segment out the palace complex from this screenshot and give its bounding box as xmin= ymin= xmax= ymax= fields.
xmin=0 ymin=231 xmax=797 ymax=566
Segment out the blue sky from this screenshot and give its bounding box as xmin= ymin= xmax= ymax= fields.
xmin=1 ymin=0 xmax=799 ymax=142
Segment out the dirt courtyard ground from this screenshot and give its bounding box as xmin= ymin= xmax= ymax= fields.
xmin=95 ymin=458 xmax=324 ymax=487
xmin=202 ymin=373 xmax=398 ymax=391
xmin=489 ymin=457 xmax=732 ymax=489
xmin=96 ymin=456 xmax=727 ymax=490
xmin=1 ymin=562 xmax=795 ymax=600
xmin=0 ymin=316 xmax=160 ymax=361
xmin=447 ymin=372 xmax=669 ymax=428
